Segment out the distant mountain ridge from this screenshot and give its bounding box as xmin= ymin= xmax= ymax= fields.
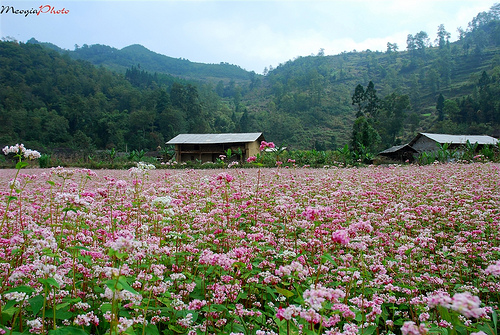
xmin=26 ymin=38 xmax=253 ymax=83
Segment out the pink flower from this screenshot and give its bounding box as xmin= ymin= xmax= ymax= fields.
xmin=427 ymin=291 xmax=452 ymax=308
xmin=401 ymin=321 xmax=428 ymax=335
xmin=276 ymin=306 xmax=285 ymax=320
xmin=332 ymin=229 xmax=350 ymax=245
xmin=451 ymin=292 xmax=485 ymax=318
xmin=484 ymin=260 xmax=500 ymax=276
xmin=259 ymin=141 xmax=276 ymax=151
xmin=246 ymin=156 xmax=257 ymax=163
xmin=217 ymin=172 xmax=234 ymax=183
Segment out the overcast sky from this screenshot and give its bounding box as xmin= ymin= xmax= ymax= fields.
xmin=0 ymin=0 xmax=496 ymax=74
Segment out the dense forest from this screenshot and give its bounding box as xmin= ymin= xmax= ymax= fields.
xmin=1 ymin=4 xmax=500 ymax=157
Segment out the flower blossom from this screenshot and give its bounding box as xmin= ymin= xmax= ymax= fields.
xmin=450 ymin=292 xmax=486 ymax=318
xmin=484 ymin=260 xmax=500 ymax=276
xmin=401 ymin=321 xmax=428 ymax=335
xmin=332 ymin=229 xmax=350 ymax=245
xmin=302 ymin=284 xmax=345 ymax=311
xmin=3 ymin=144 xmax=41 ymax=160
xmin=259 ymin=141 xmax=275 ymax=151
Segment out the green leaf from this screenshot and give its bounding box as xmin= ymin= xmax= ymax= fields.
xmin=321 ymin=253 xmax=338 ymax=266
xmin=144 ymin=324 xmax=160 ymax=335
xmin=15 ymin=161 xmax=29 ymax=169
xmin=100 ymin=303 xmax=112 ymax=313
xmin=104 ymin=279 xmax=117 ymax=291
xmin=5 ymin=285 xmax=35 ymax=295
xmin=28 ymin=295 xmax=45 ymax=315
xmin=363 ymin=325 xmax=378 ymax=335
xmin=168 ymin=324 xmax=185 ymax=333
xmin=55 ymin=302 xmax=71 ymax=310
xmin=45 ymin=308 xmax=73 ymax=319
xmin=476 ymin=323 xmax=496 ymax=335
xmin=438 ymin=306 xmax=452 ymax=322
xmin=7 ymin=195 xmax=17 ymax=202
xmin=118 ymin=276 xmax=139 ymax=295
xmin=39 ymin=277 xmax=61 ymax=289
xmin=492 ymin=309 xmax=498 ymax=335
xmin=48 ymin=326 xmax=89 ymax=335
xmin=275 ymin=286 xmax=295 ymax=298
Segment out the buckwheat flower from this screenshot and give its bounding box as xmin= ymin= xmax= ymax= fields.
xmin=3 ymin=291 xmax=27 ymax=302
xmin=26 ymin=318 xmax=43 ymax=333
xmin=137 ymin=161 xmax=156 ymax=170
xmin=217 ymin=172 xmax=234 ymax=183
xmin=24 ymin=149 xmax=41 ymax=160
xmin=74 ymin=302 xmax=91 ymax=311
xmin=419 ymin=312 xmax=430 ymax=321
xmin=451 ymin=292 xmax=485 ymax=318
xmin=170 ymin=273 xmax=186 ymax=281
xmin=427 ymin=291 xmax=452 ymax=308
xmin=8 ymin=179 xmax=20 ymax=190
xmin=3 ymin=143 xmax=25 ymax=155
xmin=303 ymin=284 xmax=345 ymax=311
xmin=401 ymin=321 xmax=428 ymax=335
xmin=178 ymin=313 xmax=194 ymax=328
xmin=332 ymin=229 xmax=350 ymax=245
xmin=343 ymin=323 xmax=359 ymax=335
xmin=74 ymin=311 xmax=99 ymax=327
xmin=484 ymin=260 xmax=500 ymax=276
xmin=117 ymin=317 xmax=134 ymax=333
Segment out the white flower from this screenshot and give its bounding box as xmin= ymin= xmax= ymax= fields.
xmin=152 ymin=196 xmax=172 ymax=206
xmin=3 ymin=291 xmax=28 ymax=302
xmin=2 ymin=144 xmax=40 ymax=159
xmin=24 ymin=149 xmax=41 ymax=160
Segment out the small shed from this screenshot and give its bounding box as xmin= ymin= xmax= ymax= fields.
xmin=409 ymin=133 xmax=498 ymax=153
xmin=378 ymin=144 xmax=418 ymax=162
xmin=166 ymin=133 xmax=265 ymax=163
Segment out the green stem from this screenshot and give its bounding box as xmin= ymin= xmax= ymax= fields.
xmin=0 ymin=166 xmax=22 ymax=236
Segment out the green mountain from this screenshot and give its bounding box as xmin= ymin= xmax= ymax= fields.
xmin=2 ymin=4 xmax=499 ymax=156
xmin=26 ymin=38 xmax=253 ymax=83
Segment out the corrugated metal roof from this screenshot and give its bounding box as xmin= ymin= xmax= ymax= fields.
xmin=409 ymin=133 xmax=499 ymax=147
xmin=379 ymin=144 xmax=417 ymax=154
xmin=166 ymin=133 xmax=264 ymax=144
xmin=419 ymin=133 xmax=498 ymax=145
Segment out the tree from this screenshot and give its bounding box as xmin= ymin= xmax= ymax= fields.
xmin=386 ymin=42 xmax=398 ymax=53
xmin=436 ymin=93 xmax=445 ymax=121
xmin=351 ymin=116 xmax=380 ymax=154
xmin=406 ymin=34 xmax=417 ymax=55
xmin=351 ymin=82 xmax=381 ymax=155
xmin=352 ymin=84 xmax=365 ymax=117
xmin=364 ymin=81 xmax=380 ymax=118
xmin=379 ymin=93 xmax=411 ymax=146
xmin=414 ymin=31 xmax=430 ymax=56
xmin=436 ymin=24 xmax=451 ymax=49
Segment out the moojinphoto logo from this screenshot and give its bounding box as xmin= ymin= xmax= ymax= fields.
xmin=0 ymin=4 xmax=69 ymax=17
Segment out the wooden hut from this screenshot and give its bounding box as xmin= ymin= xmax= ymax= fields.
xmin=166 ymin=133 xmax=265 ymax=163
xmin=378 ymin=144 xmax=418 ymax=162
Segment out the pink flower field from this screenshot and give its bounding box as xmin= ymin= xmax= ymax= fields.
xmin=0 ymin=163 xmax=499 ymax=335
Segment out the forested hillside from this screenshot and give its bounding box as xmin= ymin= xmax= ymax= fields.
xmin=27 ymin=38 xmax=253 ymax=83
xmin=1 ymin=4 xmax=500 ymax=156
xmin=0 ymin=42 xmax=240 ymax=153
xmin=246 ymin=3 xmax=500 ymax=150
